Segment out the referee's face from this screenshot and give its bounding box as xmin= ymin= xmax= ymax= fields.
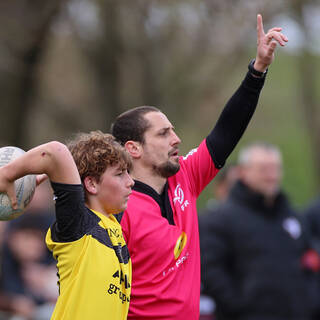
xmin=141 ymin=111 xmax=181 ymax=179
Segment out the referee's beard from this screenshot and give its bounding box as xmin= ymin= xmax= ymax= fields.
xmin=153 ymin=159 xmax=180 ymax=179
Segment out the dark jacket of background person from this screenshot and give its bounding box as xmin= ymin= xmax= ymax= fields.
xmin=0 ymin=213 xmax=55 ymax=302
xmin=199 ymin=164 xmax=239 ymax=319
xmin=304 ymin=197 xmax=320 ymax=320
xmin=305 ymin=198 xmax=320 ymax=252
xmin=200 ymin=180 xmax=319 ymax=320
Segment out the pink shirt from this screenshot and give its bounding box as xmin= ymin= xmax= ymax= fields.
xmin=121 ymin=140 xmax=219 ymax=319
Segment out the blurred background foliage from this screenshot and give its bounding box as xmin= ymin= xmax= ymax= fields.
xmin=0 ymin=0 xmax=319 ymax=209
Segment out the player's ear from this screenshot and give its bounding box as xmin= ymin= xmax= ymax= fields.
xmin=124 ymin=141 xmax=142 ymax=159
xmin=83 ymin=176 xmax=98 ymax=195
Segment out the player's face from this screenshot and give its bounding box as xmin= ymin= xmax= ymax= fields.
xmin=97 ymin=164 xmax=134 ymax=214
xmin=141 ymin=112 xmax=181 ymax=178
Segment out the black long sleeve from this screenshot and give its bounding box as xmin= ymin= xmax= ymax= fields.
xmin=206 ymin=71 xmax=266 ymax=169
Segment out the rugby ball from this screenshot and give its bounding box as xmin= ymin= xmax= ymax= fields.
xmin=0 ymin=146 xmax=36 ymax=220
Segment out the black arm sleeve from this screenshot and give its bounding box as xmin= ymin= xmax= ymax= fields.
xmin=206 ymin=71 xmax=266 ymax=169
xmin=50 ymin=182 xmax=99 ymax=242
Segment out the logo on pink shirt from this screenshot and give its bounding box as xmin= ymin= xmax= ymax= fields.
xmin=173 ymin=184 xmax=190 ymax=211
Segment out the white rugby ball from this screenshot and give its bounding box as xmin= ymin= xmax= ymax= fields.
xmin=0 ymin=146 xmax=36 ymax=220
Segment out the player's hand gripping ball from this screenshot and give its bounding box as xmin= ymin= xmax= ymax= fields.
xmin=0 ymin=146 xmax=36 ymax=220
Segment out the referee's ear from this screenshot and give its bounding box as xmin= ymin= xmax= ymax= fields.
xmin=124 ymin=141 xmax=142 ymax=159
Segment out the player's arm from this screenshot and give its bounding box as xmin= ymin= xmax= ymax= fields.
xmin=0 ymin=141 xmax=80 ymax=209
xmin=206 ymin=14 xmax=288 ymax=169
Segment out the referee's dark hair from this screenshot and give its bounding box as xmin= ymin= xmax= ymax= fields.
xmin=111 ymin=106 xmax=161 ymax=145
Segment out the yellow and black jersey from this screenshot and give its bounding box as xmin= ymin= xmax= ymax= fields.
xmin=46 ymin=182 xmax=131 ymax=320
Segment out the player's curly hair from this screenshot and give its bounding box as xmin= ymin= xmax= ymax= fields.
xmin=67 ymin=130 xmax=132 ymax=183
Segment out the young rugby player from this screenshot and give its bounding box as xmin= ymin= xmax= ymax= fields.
xmin=0 ymin=131 xmax=134 ymax=320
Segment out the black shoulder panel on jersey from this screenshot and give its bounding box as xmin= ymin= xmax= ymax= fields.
xmin=50 ymin=208 xmax=100 ymax=242
xmin=133 ymin=180 xmax=175 ymax=225
xmin=90 ymin=224 xmax=130 ymax=264
xmin=114 ymin=212 xmax=124 ymax=223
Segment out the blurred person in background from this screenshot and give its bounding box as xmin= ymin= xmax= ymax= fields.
xmin=304 ymin=196 xmax=320 ymax=320
xmin=0 ymin=180 xmax=56 ymax=320
xmin=111 ymin=15 xmax=288 ymax=320
xmin=0 ymin=213 xmax=57 ymax=320
xmin=305 ymin=197 xmax=320 ymax=252
xmin=200 ymin=142 xmax=320 ymax=320
xmin=0 ymin=220 xmax=15 ymax=319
